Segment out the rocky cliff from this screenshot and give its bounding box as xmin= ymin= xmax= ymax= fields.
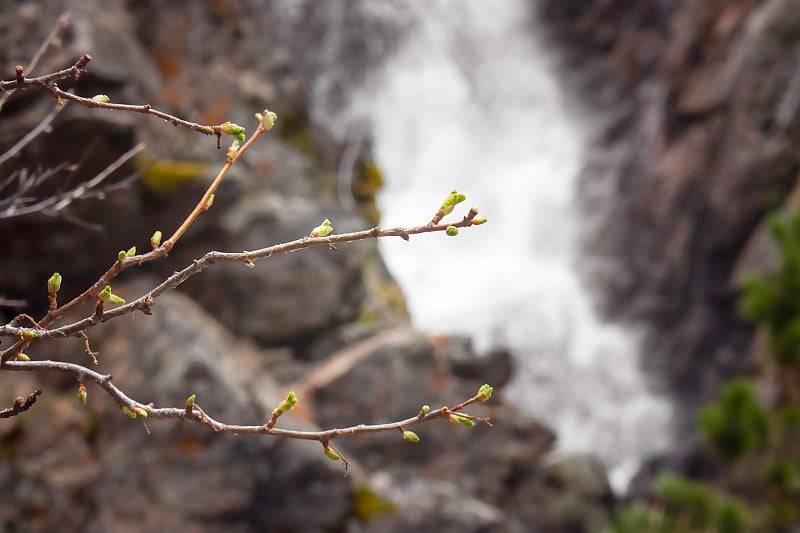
xmin=0 ymin=2 xmax=613 ymax=531
xmin=537 ymin=0 xmax=800 ymax=412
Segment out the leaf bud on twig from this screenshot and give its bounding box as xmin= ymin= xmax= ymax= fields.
xmin=402 ymin=430 xmax=420 ymax=443
xmin=259 ymin=110 xmax=277 ymax=130
xmin=421 ymin=405 xmax=430 ymax=414
xmin=274 ymin=391 xmax=298 ymax=414
xmin=226 ymin=139 xmax=240 ymax=160
xmin=78 ymin=384 xmax=87 ymax=405
xmin=21 ymin=330 xmax=39 ymax=340
xmin=476 ymin=384 xmax=493 ymax=402
xmin=126 ymin=246 xmax=136 ymax=257
xmin=99 ymin=285 xmax=125 ymax=305
xmin=134 ymin=407 xmax=148 ymax=418
xmin=445 ymin=226 xmax=459 ymax=237
xmin=471 ymin=216 xmax=488 ymax=225
xmin=219 ymin=121 xmax=246 ymax=142
xmin=449 ymin=414 xmax=476 ymax=427
xmin=310 ymin=219 xmax=333 ymax=237
xmin=324 ymin=446 xmax=340 ymax=461
xmin=47 ymin=272 xmax=62 ymax=295
xmin=185 ymin=394 xmax=197 ymax=408
xmin=150 ymin=230 xmax=162 ymax=249
xmin=122 ymin=406 xmax=138 ymax=419
xmin=16 ymin=353 xmax=30 ymax=362
xmin=91 ymin=94 xmax=111 ymax=103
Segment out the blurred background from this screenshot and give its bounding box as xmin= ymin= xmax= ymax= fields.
xmin=1 ymin=1 xmax=799 ymax=531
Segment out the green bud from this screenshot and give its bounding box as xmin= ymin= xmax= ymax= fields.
xmin=134 ymin=407 xmax=148 ymax=418
xmin=255 ymin=112 xmax=264 ymax=123
xmin=449 ymin=414 xmax=475 ymax=427
xmin=476 ymin=384 xmax=493 ymax=402
xmin=21 ymin=330 xmax=39 ymax=340
xmin=118 ymin=250 xmax=127 ymax=262
xmin=16 ymin=353 xmax=30 ymax=362
xmin=310 ymin=219 xmax=333 ymax=237
xmin=324 ymin=446 xmax=340 ymax=461
xmin=421 ymin=405 xmax=430 ymax=414
xmin=78 ymin=384 xmax=87 ymax=405
xmin=150 ymin=230 xmax=162 ymax=248
xmin=439 ymin=189 xmax=467 ymax=217
xmin=260 ymin=111 xmax=277 ymax=130
xmin=99 ymin=285 xmax=126 ymax=305
xmin=186 ymin=394 xmax=197 ymax=408
xmin=220 ymin=121 xmax=246 ymax=142
xmin=91 ymin=94 xmax=111 ymax=103
xmin=122 ymin=406 xmax=137 ymax=419
xmin=47 ymin=272 xmax=62 ymax=295
xmin=126 ymin=246 xmax=136 ymax=257
xmin=226 ymin=139 xmax=240 ymax=160
xmin=206 ymin=194 xmax=215 ymax=209
xmin=471 ymin=216 xmax=488 ymax=225
xmin=275 ymin=391 xmax=298 ymax=414
xmin=402 ymin=431 xmax=420 ymax=443
xmin=445 ymin=226 xmax=459 ymax=237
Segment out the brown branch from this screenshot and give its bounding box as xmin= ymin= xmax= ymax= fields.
xmin=0 ymin=102 xmax=66 ymax=167
xmin=47 ymin=87 xmax=219 ymax=139
xmin=0 ymin=211 xmax=485 ymax=344
xmin=1 ymin=360 xmax=489 ymax=447
xmin=0 ymin=389 xmax=42 ymax=419
xmin=0 ymin=13 xmax=70 ymax=110
xmin=2 ymin=54 xmax=220 ymax=140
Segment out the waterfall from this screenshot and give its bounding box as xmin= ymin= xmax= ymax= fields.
xmin=317 ymin=0 xmax=674 ymax=492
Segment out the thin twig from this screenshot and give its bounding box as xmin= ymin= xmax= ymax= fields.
xmin=0 ymin=143 xmax=144 ymax=220
xmin=0 ymin=389 xmax=42 ymax=418
xmin=0 ymin=13 xmax=70 ymax=110
xmin=0 ymin=213 xmax=484 ymax=343
xmin=0 ymin=103 xmax=66 ymax=167
xmin=1 ymin=360 xmax=489 ymax=443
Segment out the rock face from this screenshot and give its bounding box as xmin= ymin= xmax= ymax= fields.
xmin=0 ymin=2 xmax=615 ymax=532
xmin=537 ymin=0 xmax=800 ymax=409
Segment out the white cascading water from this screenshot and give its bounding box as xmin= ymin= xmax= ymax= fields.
xmin=321 ymin=0 xmax=674 ymax=492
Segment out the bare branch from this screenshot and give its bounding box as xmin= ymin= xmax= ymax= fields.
xmin=1 ymin=359 xmax=489 ymax=446
xmin=0 ymin=142 xmax=144 ymax=220
xmin=0 ymin=102 xmax=66 ymax=167
xmin=0 ymin=212 xmax=484 ymax=345
xmin=0 ymin=13 xmax=70 ymax=110
xmin=0 ymin=389 xmax=42 ymax=419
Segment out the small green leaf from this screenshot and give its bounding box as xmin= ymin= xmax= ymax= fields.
xmin=220 ymin=121 xmax=246 ymax=142
xmin=310 ymin=219 xmax=333 ymax=237
xmin=275 ymin=391 xmax=298 ymax=414
xmin=150 ymin=230 xmax=162 ymax=248
xmin=99 ymin=285 xmax=125 ymax=305
xmin=402 ymin=431 xmax=420 ymax=443
xmin=186 ymin=394 xmax=197 ymax=408
xmin=47 ymin=272 xmax=62 ymax=295
xmin=476 ymin=384 xmax=493 ymax=402
xmin=324 ymin=446 xmax=340 ymax=461
xmin=449 ymin=414 xmax=475 ymax=427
